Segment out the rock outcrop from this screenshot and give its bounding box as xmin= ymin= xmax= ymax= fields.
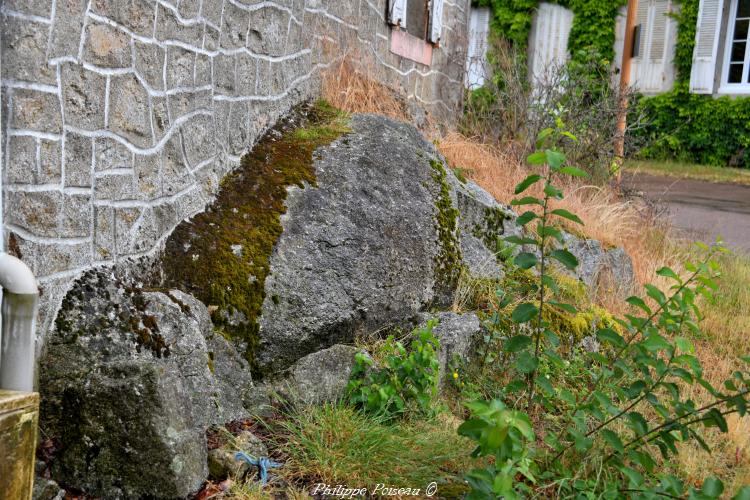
xmin=38 ymin=109 xmax=635 ymax=498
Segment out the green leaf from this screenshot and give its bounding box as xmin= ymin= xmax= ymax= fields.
xmin=545 ymin=149 xmax=566 ymax=169
xmin=558 ymin=165 xmax=588 ymax=177
xmin=675 ymin=336 xmax=694 ymax=354
xmin=551 ymin=208 xmax=584 ymax=225
xmin=656 ymin=267 xmax=681 ymax=282
xmin=626 ymin=296 xmax=652 ymax=314
xmin=504 ymin=335 xmax=532 ymax=353
xmin=597 ymin=328 xmax=626 ymax=348
xmin=701 ymin=477 xmax=724 ymax=498
xmin=732 ymin=486 xmax=750 ymax=500
xmin=511 ymin=303 xmax=539 ymax=323
xmin=527 ymin=151 xmax=547 ymax=165
xmin=550 ymin=249 xmax=579 ymax=270
xmin=515 ymin=252 xmax=538 ymax=270
xmin=543 ymin=183 xmax=563 ymax=200
xmin=515 ymin=351 xmax=538 ymax=374
xmin=511 ymin=196 xmax=543 ymax=207
xmin=516 ymin=211 xmax=538 ymax=226
xmin=514 ymin=174 xmax=542 ymax=194
xmin=601 ymin=429 xmax=625 ymax=453
xmin=549 ymin=300 xmax=577 ymax=314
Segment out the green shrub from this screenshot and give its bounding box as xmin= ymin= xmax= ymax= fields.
xmin=458 ymin=123 xmax=750 ymax=498
xmin=346 ymin=321 xmax=440 ymax=419
xmin=637 ymin=84 xmax=750 ymax=168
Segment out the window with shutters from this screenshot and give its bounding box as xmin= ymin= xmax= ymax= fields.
xmin=630 ymin=0 xmax=678 ymax=94
xmin=388 ymin=0 xmax=444 ymax=65
xmin=466 ymin=7 xmax=491 ymax=89
xmin=720 ymin=0 xmax=750 ymax=92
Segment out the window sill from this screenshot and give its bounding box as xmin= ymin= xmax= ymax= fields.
xmin=716 ymin=85 xmax=750 ymax=96
xmin=390 ymin=29 xmax=433 ymax=66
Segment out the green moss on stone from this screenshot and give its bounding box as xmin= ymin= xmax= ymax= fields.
xmin=430 ymin=159 xmax=463 ymax=291
xmin=160 ymin=101 xmax=350 ymax=369
xmin=472 ymin=207 xmax=511 ymax=254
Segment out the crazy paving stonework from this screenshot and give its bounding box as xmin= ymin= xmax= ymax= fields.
xmin=0 ymin=0 xmax=470 ymax=338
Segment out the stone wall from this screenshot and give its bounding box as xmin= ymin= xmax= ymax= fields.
xmin=1 ymin=0 xmax=470 ymax=341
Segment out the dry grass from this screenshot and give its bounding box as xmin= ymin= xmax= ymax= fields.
xmin=318 ymin=60 xmax=750 ymax=495
xmin=437 ymin=132 xmax=686 ymax=290
xmin=320 ymin=56 xmax=410 ymax=123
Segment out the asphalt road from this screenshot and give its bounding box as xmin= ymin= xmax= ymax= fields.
xmin=623 ymin=172 xmax=750 ymax=253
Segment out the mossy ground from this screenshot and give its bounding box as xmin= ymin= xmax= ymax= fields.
xmin=160 ymin=101 xmax=350 ymax=369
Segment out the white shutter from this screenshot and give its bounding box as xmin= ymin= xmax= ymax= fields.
xmin=429 ymin=0 xmax=445 ymax=44
xmin=689 ymin=0 xmax=725 ymax=94
xmin=631 ymin=0 xmax=678 ymax=94
xmin=466 ymin=7 xmax=491 ymax=88
xmin=529 ymin=3 xmax=574 ymax=86
xmin=389 ymin=0 xmax=407 ymax=27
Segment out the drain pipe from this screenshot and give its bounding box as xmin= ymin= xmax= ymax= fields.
xmin=0 ymin=253 xmax=39 ymax=392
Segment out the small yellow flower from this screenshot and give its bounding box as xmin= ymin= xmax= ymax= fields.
xmin=452 ymin=372 xmax=459 ymax=380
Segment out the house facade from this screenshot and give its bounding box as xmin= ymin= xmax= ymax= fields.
xmin=527 ymin=0 xmax=750 ymax=97
xmin=0 ymin=0 xmax=472 ymax=345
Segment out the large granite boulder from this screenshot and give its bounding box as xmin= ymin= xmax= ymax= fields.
xmin=254 ymin=114 xmax=465 ymax=373
xmin=39 ymin=269 xmax=252 ymax=499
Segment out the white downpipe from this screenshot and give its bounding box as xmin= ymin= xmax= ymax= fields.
xmin=0 ymin=253 xmax=40 ymax=392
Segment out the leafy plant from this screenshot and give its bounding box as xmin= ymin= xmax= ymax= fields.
xmin=459 ymin=124 xmax=750 ymax=498
xmin=346 ymin=321 xmax=440 ymax=419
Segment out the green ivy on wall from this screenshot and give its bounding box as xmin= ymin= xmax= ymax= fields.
xmin=637 ymin=0 xmax=750 ymax=168
xmin=472 ymin=0 xmax=626 ymax=65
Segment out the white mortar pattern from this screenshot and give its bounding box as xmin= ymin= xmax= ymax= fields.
xmin=1 ymin=0 xmax=471 ymax=340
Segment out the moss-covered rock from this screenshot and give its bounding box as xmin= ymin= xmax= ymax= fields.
xmin=160 ymin=101 xmax=350 ymax=370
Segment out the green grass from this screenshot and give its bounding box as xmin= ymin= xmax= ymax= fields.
xmin=626 ymin=159 xmax=750 ymax=185
xmin=270 ymin=404 xmax=478 ymax=495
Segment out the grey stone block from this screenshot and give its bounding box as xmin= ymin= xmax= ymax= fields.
xmin=133 ymin=152 xmax=160 ymax=200
xmin=166 ymin=46 xmax=195 ymax=89
xmin=83 ymin=23 xmax=132 ymax=68
xmin=94 ymin=138 xmax=132 ymax=172
xmin=1 ymin=15 xmax=56 ymax=84
xmin=108 ymin=73 xmax=152 ymax=148
xmin=220 ymin=2 xmax=250 ymax=48
xmin=155 ymin=4 xmax=203 ymax=44
xmin=194 ymin=52 xmax=211 ymax=86
xmin=213 ymin=54 xmax=236 ymax=94
xmin=177 ymin=0 xmax=200 ymax=19
xmin=61 ymin=63 xmax=106 ymax=131
xmin=160 ymin=135 xmax=193 ymax=196
xmin=151 ymin=96 xmax=170 ymax=141
xmin=177 ymin=114 xmax=215 ymax=168
xmin=167 ymin=89 xmax=211 ymax=122
xmin=247 ymin=6 xmax=290 ymax=57
xmin=96 ymin=171 xmax=136 ymax=201
xmin=59 ymin=193 xmax=92 ymax=238
xmin=2 ymin=0 xmax=51 ymax=17
xmin=39 ymin=140 xmax=62 ymax=184
xmin=134 ymin=40 xmax=166 ymax=91
xmin=201 ymin=0 xmax=223 ymax=26
xmin=6 ymin=135 xmax=37 ymax=184
xmin=6 ymin=191 xmax=61 ymax=237
xmin=94 ymin=205 xmax=116 ymax=259
xmin=63 ymin=132 xmax=93 ymax=188
xmin=11 ymin=89 xmax=62 ymax=134
xmin=48 ymin=0 xmax=87 ymax=59
xmin=235 ymin=53 xmax=257 ymax=96
xmin=91 ymin=0 xmax=157 ymax=37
